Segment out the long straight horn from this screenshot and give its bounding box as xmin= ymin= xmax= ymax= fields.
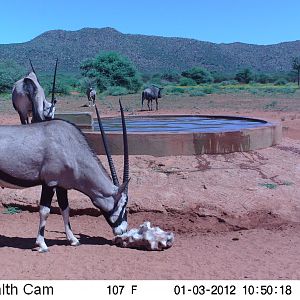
xmin=119 ymin=99 xmax=129 ymax=193
xmin=94 ymin=104 xmax=119 ymax=186
xmin=29 ymin=59 xmax=40 ymax=84
xmin=29 ymin=59 xmax=37 ymax=74
xmin=51 ymin=58 xmax=58 ymax=104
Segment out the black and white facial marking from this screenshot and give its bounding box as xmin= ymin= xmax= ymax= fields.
xmin=108 ymin=193 xmax=128 ymax=235
xmin=43 ymin=101 xmax=55 ymax=120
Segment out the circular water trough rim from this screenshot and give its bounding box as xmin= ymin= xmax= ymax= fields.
xmin=93 ymin=114 xmax=279 ymax=134
xmin=85 ymin=115 xmax=282 ymax=156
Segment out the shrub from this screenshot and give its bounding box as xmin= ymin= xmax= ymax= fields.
xmin=78 ymin=77 xmax=97 ymax=93
xmin=165 ymin=87 xmax=185 ymax=95
xmin=202 ymin=86 xmax=216 ymax=94
xmin=219 ymin=80 xmax=239 ymax=86
xmin=80 ymin=51 xmax=142 ymax=92
xmin=188 ymin=89 xmax=206 ymax=97
xmin=235 ymin=68 xmax=253 ymax=84
xmin=254 ymin=73 xmax=273 ymax=84
xmin=181 ymin=67 xmax=214 ymax=84
xmin=179 ymin=77 xmax=197 ymax=86
xmin=0 ymin=60 xmax=25 ymax=93
xmin=274 ymin=78 xmax=288 ymax=85
xmin=161 ymin=71 xmax=181 ymax=83
xmin=106 ymin=86 xmax=129 ymax=96
xmin=45 ymin=81 xmax=71 ymax=95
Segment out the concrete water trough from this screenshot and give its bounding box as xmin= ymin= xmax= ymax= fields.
xmin=56 ymin=113 xmax=282 ymax=156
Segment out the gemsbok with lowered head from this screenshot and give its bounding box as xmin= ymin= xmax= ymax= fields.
xmin=0 ymin=100 xmax=129 ymax=252
xmin=12 ymin=59 xmax=58 ymax=124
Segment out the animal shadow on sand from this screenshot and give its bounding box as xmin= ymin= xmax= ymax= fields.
xmin=0 ymin=233 xmax=113 ymax=250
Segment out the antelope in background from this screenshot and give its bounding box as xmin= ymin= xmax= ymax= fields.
xmin=141 ymin=85 xmax=163 ymax=111
xmin=0 ymin=100 xmax=129 ymax=252
xmin=12 ymin=59 xmax=58 ymax=124
xmin=86 ymin=87 xmax=96 ymax=107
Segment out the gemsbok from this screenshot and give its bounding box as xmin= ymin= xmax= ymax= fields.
xmin=86 ymin=87 xmax=96 ymax=107
xmin=0 ymin=100 xmax=129 ymax=252
xmin=12 ymin=59 xmax=58 ymax=124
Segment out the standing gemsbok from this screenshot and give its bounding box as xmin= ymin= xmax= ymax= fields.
xmin=0 ymin=100 xmax=129 ymax=252
xmin=86 ymin=87 xmax=96 ymax=107
xmin=12 ymin=59 xmax=58 ymax=124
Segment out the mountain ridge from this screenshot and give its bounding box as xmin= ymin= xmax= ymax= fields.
xmin=0 ymin=27 xmax=299 ymax=74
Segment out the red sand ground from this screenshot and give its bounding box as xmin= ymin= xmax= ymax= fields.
xmin=0 ymin=94 xmax=300 ymax=279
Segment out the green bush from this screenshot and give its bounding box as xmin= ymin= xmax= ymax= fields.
xmin=165 ymin=87 xmax=185 ymax=95
xmin=80 ymin=51 xmax=142 ymax=92
xmin=254 ymin=73 xmax=273 ymax=84
xmin=106 ymin=86 xmax=129 ymax=96
xmin=201 ymin=86 xmax=215 ymax=94
xmin=274 ymin=78 xmax=288 ymax=85
xmin=161 ymin=71 xmax=181 ymax=83
xmin=179 ymin=77 xmax=197 ymax=86
xmin=235 ymin=68 xmax=253 ymax=84
xmin=219 ymin=80 xmax=239 ymax=85
xmin=0 ymin=60 xmax=25 ymax=93
xmin=40 ymin=74 xmax=76 ymax=96
xmin=181 ymin=67 xmax=214 ymax=84
xmin=77 ymin=77 xmax=97 ymax=93
xmin=188 ymin=89 xmax=206 ymax=97
xmin=46 ymin=81 xmax=71 ymax=95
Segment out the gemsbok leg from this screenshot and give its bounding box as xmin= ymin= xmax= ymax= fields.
xmin=35 ymin=185 xmax=54 ymax=252
xmin=56 ymin=187 xmax=80 ymax=246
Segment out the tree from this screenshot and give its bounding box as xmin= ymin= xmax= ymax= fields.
xmin=292 ymin=57 xmax=300 ymax=86
xmin=235 ymin=68 xmax=253 ymax=84
xmin=181 ymin=67 xmax=214 ymax=84
xmin=0 ymin=60 xmax=25 ymax=93
xmin=161 ymin=71 xmax=181 ymax=83
xmin=80 ymin=52 xmax=142 ymax=92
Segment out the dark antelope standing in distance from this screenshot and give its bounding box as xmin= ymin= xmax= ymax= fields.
xmin=86 ymin=87 xmax=96 ymax=107
xmin=0 ymin=100 xmax=129 ymax=252
xmin=12 ymin=59 xmax=58 ymax=124
xmin=141 ymin=85 xmax=163 ymax=111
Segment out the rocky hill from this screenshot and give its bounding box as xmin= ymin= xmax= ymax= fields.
xmin=0 ymin=27 xmax=299 ymax=74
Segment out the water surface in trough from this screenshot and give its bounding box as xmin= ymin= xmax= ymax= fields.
xmin=93 ymin=116 xmax=270 ymax=133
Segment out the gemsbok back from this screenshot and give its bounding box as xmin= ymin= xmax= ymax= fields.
xmin=0 ymin=100 xmax=129 ymax=252
xmin=12 ymin=59 xmax=58 ymax=124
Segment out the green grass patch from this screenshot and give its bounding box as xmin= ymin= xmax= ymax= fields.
xmin=2 ymin=206 xmax=22 ymax=214
xmin=164 ymin=82 xmax=298 ymax=96
xmin=259 ymin=183 xmax=277 ymax=189
xmin=0 ymin=93 xmax=11 ymax=101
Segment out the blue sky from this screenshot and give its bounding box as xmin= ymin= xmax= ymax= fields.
xmin=1 ymin=0 xmax=300 ymax=45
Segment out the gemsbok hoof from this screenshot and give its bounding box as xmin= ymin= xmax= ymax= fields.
xmin=38 ymin=247 xmax=49 ymax=253
xmin=32 ymin=245 xmax=49 ymax=253
xmin=70 ymin=240 xmax=80 ymax=246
